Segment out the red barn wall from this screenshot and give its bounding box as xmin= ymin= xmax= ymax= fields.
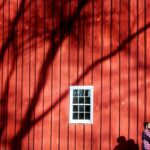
xmin=0 ymin=0 xmax=149 ymax=149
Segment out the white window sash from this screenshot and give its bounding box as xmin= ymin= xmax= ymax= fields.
xmin=69 ymin=86 xmax=93 ymax=124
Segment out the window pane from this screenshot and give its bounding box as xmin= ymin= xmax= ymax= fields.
xmin=79 ymin=105 xmax=84 ymax=112
xmin=79 ymin=90 xmax=84 ymax=96
xmin=85 ymin=105 xmax=90 ymax=112
xmin=73 ymin=113 xmax=78 ymax=119
xmin=85 ymin=97 xmax=90 ymax=104
xmin=85 ymin=113 xmax=90 ymax=120
xmin=79 ymin=97 xmax=84 ymax=104
xmin=79 ymin=113 xmax=84 ymax=119
xmin=73 ymin=89 xmax=78 ymax=96
xmin=73 ymin=97 xmax=78 ymax=104
xmin=85 ymin=90 xmax=90 ymax=96
xmin=73 ymin=105 xmax=78 ymax=112
xmin=70 ymin=86 xmax=93 ymax=123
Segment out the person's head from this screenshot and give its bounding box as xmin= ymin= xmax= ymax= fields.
xmin=117 ymin=136 xmax=126 ymax=144
xmin=144 ymin=122 xmax=150 ymax=129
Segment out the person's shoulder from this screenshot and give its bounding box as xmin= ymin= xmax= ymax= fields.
xmin=142 ymin=129 xmax=147 ymax=135
xmin=143 ymin=129 xmax=150 ymax=140
xmin=144 ymin=129 xmax=150 ymax=134
xmin=142 ymin=129 xmax=148 ymax=139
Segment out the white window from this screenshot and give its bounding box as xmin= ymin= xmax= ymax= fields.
xmin=69 ymin=86 xmax=93 ymax=124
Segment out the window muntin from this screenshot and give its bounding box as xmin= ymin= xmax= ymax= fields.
xmin=69 ymin=86 xmax=93 ymax=124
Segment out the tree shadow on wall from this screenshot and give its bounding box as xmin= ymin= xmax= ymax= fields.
xmin=0 ymin=0 xmax=150 ymax=149
xmin=113 ymin=136 xmax=139 ymax=150
xmin=10 ymin=5 xmax=150 ymax=150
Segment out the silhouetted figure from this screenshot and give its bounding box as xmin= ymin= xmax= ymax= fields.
xmin=113 ymin=136 xmax=139 ymax=150
xmin=127 ymin=139 xmax=139 ymax=150
xmin=113 ymin=136 xmax=127 ymax=150
xmin=142 ymin=122 xmax=150 ymax=150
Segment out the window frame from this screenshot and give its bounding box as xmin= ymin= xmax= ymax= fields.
xmin=69 ymin=86 xmax=93 ymax=124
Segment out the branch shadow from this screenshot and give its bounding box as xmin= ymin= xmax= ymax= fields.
xmin=10 ymin=5 xmax=150 ymax=149
xmin=0 ymin=0 xmax=150 ymax=149
xmin=0 ymin=0 xmax=32 ymax=63
xmin=0 ymin=28 xmax=23 ymax=143
xmin=30 ymin=21 xmax=150 ymax=128
xmin=9 ymin=0 xmax=90 ymax=149
xmin=0 ymin=0 xmax=32 ymax=144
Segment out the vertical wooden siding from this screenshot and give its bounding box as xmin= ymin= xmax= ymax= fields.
xmin=0 ymin=0 xmax=149 ymax=149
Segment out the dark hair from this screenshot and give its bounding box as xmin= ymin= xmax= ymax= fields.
xmin=144 ymin=122 xmax=150 ymax=128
